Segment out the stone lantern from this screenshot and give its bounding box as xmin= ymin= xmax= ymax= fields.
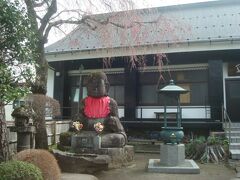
xmin=158 ymin=79 xmax=188 ymax=144
xmin=11 ymin=105 xmax=36 ymax=152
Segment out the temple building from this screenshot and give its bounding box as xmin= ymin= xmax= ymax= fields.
xmin=45 ymin=0 xmax=240 ymax=136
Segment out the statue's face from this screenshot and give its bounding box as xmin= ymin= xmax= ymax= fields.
xmin=87 ymin=78 xmax=107 ymax=97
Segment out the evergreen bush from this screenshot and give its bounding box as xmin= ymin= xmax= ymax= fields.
xmin=0 ymin=160 xmax=43 ymax=180
xmin=59 ymin=131 xmax=73 ymax=146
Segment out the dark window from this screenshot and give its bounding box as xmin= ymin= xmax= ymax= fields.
xmin=109 ymin=85 xmax=124 ymax=105
xmin=139 ymin=85 xmax=158 ymax=105
xmin=190 ymin=82 xmax=208 ymax=105
xmin=138 ymin=69 xmax=209 ymax=106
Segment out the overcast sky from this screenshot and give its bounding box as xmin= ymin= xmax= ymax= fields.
xmin=135 ymin=0 xmax=216 ymax=8
xmin=47 ymin=0 xmax=217 ymax=45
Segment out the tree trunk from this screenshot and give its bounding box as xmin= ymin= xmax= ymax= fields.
xmin=0 ymin=103 xmax=9 ymax=162
xmin=31 ymin=39 xmax=48 ymax=94
xmin=32 ymin=40 xmax=49 ymax=150
xmin=24 ymin=0 xmax=49 ymax=150
xmin=34 ymin=116 xmax=48 ymax=149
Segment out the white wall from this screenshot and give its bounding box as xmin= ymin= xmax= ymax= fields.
xmin=118 ymin=107 xmax=124 ymax=118
xmin=5 ymin=104 xmax=14 ymax=121
xmin=47 ymin=68 xmax=55 ymax=98
xmin=222 ymin=63 xmax=228 ymax=109
xmin=136 ymin=106 xmax=211 ymax=119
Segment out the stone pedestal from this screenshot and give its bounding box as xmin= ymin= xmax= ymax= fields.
xmin=71 ymin=131 xmax=101 ymax=152
xmin=147 ymin=143 xmax=200 ymax=174
xmin=11 ymin=126 xmax=36 ymax=152
xmin=56 ymin=131 xmax=134 ymax=173
xmin=53 ymin=145 xmax=134 ymax=173
xmin=160 ymin=144 xmax=185 ymax=166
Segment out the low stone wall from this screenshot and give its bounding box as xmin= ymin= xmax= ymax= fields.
xmin=46 ymin=120 xmax=71 ymax=145
xmin=6 ymin=122 xmax=17 ymax=157
xmin=6 ymin=119 xmax=71 ymax=152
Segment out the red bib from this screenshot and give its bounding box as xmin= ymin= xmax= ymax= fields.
xmin=84 ymin=96 xmax=110 ymax=119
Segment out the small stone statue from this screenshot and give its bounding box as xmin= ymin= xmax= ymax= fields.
xmin=72 ymin=72 xmax=127 ymax=148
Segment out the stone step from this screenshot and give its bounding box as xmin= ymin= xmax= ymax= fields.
xmin=229 ymin=136 xmax=240 ymax=143
xmin=225 ymin=131 xmax=240 ymax=136
xmin=224 ymin=127 xmax=240 ymax=131
xmin=229 ymin=143 xmax=240 ymax=150
xmin=223 ymin=123 xmax=240 ymax=128
xmin=230 ymin=149 xmax=240 ymax=160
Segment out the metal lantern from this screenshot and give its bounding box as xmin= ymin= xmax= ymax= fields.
xmin=158 ymin=80 xmax=189 ymax=144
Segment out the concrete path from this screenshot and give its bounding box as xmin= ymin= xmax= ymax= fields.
xmin=95 ymin=153 xmax=236 ymax=180
xmin=60 ymin=153 xmax=236 ymax=180
xmin=61 ymin=173 xmax=98 ymax=180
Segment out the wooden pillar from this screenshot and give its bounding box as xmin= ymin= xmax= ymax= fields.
xmin=51 ymin=61 xmax=70 ymax=119
xmin=208 ymin=59 xmax=223 ymax=121
xmin=124 ymin=63 xmax=137 ymax=121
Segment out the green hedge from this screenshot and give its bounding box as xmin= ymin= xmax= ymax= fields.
xmin=0 ymin=160 xmax=43 ymax=180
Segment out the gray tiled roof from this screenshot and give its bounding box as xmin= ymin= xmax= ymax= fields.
xmin=45 ymin=0 xmax=240 ymax=54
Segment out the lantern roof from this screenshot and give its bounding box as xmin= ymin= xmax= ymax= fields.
xmin=159 ymin=80 xmax=188 ymax=94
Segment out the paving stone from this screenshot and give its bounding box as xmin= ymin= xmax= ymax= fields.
xmin=236 ymin=172 xmax=240 ymax=178
xmin=236 ymin=166 xmax=240 ymax=172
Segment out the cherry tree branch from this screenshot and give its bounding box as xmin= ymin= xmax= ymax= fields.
xmin=36 ymin=15 xmax=42 ymax=21
xmin=87 ymin=15 xmax=158 ymax=29
xmin=50 ymin=9 xmax=86 ymax=21
xmin=39 ymin=0 xmax=57 ymax=36
xmin=43 ymin=12 xmax=162 ymax=44
xmin=43 ymin=16 xmax=94 ymax=43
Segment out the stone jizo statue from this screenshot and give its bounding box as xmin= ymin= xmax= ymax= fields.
xmin=72 ymin=72 xmax=127 ymax=148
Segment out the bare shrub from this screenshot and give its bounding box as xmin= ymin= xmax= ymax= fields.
xmin=26 ymin=94 xmax=61 ymax=149
xmin=14 ymin=149 xmax=61 ymax=180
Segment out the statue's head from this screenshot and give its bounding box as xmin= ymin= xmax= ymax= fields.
xmin=86 ymin=72 xmax=109 ymax=97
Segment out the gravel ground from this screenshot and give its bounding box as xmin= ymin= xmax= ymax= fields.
xmin=95 ymin=153 xmax=236 ymax=180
